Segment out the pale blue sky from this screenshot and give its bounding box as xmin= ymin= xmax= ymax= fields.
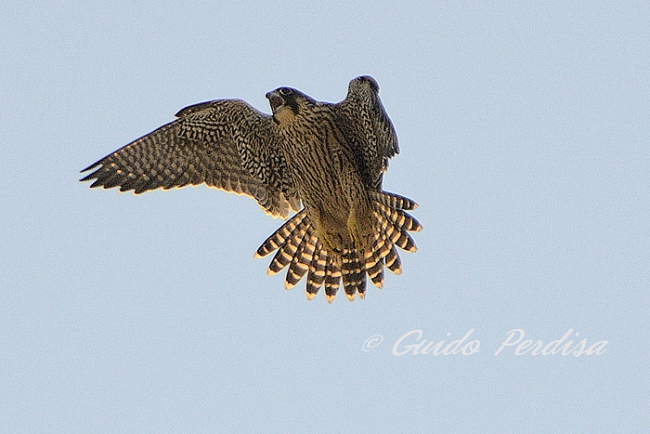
xmin=1 ymin=1 xmax=648 ymax=432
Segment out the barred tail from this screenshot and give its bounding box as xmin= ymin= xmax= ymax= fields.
xmin=341 ymin=249 xmax=366 ymax=300
xmin=369 ymin=190 xmax=419 ymax=211
xmin=255 ymin=212 xmax=344 ymax=303
xmin=363 ymin=192 xmax=422 ymax=289
xmin=254 ymin=210 xmax=308 ymax=259
xmin=254 ymin=191 xmax=421 ymax=302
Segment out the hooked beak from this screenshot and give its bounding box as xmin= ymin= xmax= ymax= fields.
xmin=266 ymin=91 xmax=284 ymax=112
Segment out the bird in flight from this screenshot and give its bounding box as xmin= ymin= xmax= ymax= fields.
xmin=81 ymin=76 xmax=421 ymax=302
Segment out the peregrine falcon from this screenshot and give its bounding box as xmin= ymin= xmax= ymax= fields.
xmin=81 ymin=76 xmax=421 ymax=302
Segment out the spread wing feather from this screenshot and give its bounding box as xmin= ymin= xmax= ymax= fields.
xmin=335 ymin=76 xmax=399 ymax=189
xmin=81 ymin=99 xmax=300 ymax=218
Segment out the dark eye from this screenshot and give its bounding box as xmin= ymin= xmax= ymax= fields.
xmin=279 ymin=87 xmax=291 ymax=95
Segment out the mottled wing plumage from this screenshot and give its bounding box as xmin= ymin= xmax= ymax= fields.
xmin=336 ymin=76 xmax=399 ymax=189
xmin=81 ymin=99 xmax=299 ymax=218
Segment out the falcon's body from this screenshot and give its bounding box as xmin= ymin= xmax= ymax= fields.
xmin=267 ymin=90 xmax=375 ymax=254
xmin=81 ymin=76 xmax=421 ymax=302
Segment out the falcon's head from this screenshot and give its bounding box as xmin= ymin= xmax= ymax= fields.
xmin=266 ymin=87 xmax=311 ymax=124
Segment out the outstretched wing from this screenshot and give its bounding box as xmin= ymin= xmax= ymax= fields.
xmin=80 ymin=99 xmax=300 ymax=218
xmin=335 ymin=76 xmax=399 ymax=189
